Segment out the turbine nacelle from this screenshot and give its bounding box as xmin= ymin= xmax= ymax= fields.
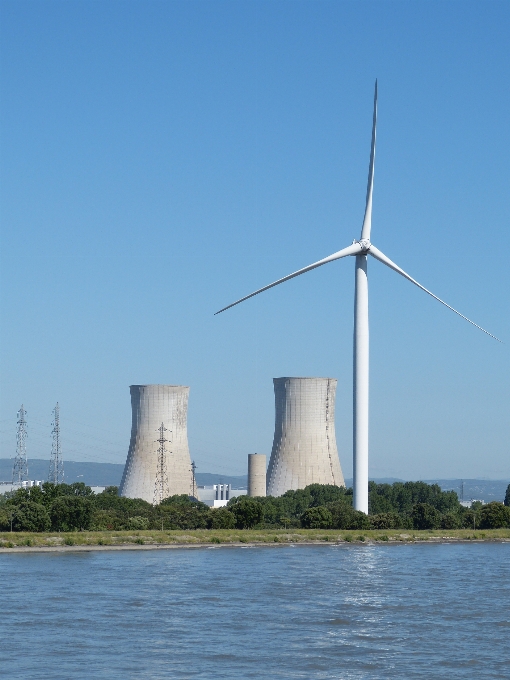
xmin=357 ymin=239 xmax=371 ymax=253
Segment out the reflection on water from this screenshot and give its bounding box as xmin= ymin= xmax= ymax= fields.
xmin=1 ymin=543 xmax=509 ymax=679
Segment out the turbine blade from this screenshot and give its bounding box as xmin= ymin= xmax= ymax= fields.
xmin=360 ymin=80 xmax=377 ymax=241
xmin=215 ymin=242 xmax=363 ymax=314
xmin=369 ymin=245 xmax=502 ymax=342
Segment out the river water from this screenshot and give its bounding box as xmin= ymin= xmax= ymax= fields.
xmin=1 ymin=542 xmax=509 ymax=679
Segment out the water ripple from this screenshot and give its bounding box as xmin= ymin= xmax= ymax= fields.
xmin=0 ymin=543 xmax=509 ymax=679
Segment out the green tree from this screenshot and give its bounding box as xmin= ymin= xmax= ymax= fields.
xmin=90 ymin=509 xmax=123 ymax=531
xmin=155 ymin=504 xmax=209 ymax=530
xmin=160 ymin=494 xmax=208 ymax=510
xmin=369 ymin=512 xmax=401 ymax=529
xmin=91 ymin=491 xmax=153 ymax=520
xmin=479 ymin=502 xmax=510 ymax=529
xmin=328 ymin=502 xmax=370 ymax=530
xmin=0 ymin=507 xmax=13 ymax=531
xmin=411 ymin=503 xmax=441 ymax=530
xmin=300 ymin=506 xmax=333 ymax=529
xmin=441 ymin=511 xmax=462 ymax=530
xmin=461 ymin=507 xmax=479 ymax=529
xmin=50 ymin=496 xmax=93 ymax=531
xmin=504 ymin=484 xmax=510 ymax=507
xmin=228 ymin=497 xmax=263 ymax=529
xmin=207 ymin=508 xmax=236 ymax=529
xmin=306 ymin=484 xmax=350 ymax=507
xmin=10 ymin=501 xmax=51 ymax=532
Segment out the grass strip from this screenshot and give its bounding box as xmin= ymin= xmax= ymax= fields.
xmin=0 ymin=528 xmax=509 ymax=548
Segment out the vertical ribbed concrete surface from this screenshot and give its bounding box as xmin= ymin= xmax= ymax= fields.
xmin=267 ymin=378 xmax=345 ymax=497
xmin=120 ymin=385 xmax=195 ymax=503
xmin=248 ymin=454 xmax=266 ymax=497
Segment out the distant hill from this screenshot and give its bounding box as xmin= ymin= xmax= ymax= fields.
xmin=424 ymin=479 xmax=508 ymax=504
xmin=0 ymin=459 xmax=248 ymax=489
xmin=0 ymin=459 xmax=124 ymax=487
xmin=196 ymin=473 xmax=248 ymax=488
xmin=0 ymin=460 xmax=506 ymax=501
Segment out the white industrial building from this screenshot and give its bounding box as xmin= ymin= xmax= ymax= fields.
xmin=198 ymin=484 xmax=247 ymax=508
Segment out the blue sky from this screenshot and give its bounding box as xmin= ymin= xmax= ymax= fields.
xmin=1 ymin=0 xmax=508 ymax=479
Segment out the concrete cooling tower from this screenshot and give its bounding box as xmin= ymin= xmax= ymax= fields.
xmin=248 ymin=454 xmax=266 ymax=497
xmin=120 ymin=385 xmax=195 ymax=503
xmin=266 ymin=377 xmax=345 ymax=497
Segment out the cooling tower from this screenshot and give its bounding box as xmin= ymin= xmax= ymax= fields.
xmin=266 ymin=377 xmax=345 ymax=497
xmin=120 ymin=385 xmax=195 ymax=503
xmin=248 ymin=454 xmax=266 ymax=497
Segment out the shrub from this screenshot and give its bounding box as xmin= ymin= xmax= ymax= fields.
xmin=90 ymin=509 xmax=123 ymax=531
xmin=300 ymin=506 xmax=333 ymax=529
xmin=126 ymin=516 xmax=150 ymax=531
xmin=369 ymin=512 xmax=401 ymax=530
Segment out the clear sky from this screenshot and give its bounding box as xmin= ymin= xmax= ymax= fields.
xmin=0 ymin=0 xmax=508 ymax=480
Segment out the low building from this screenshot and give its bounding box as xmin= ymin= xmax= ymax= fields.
xmin=460 ymin=499 xmax=485 ymax=508
xmin=198 ymin=485 xmax=247 ymax=508
xmin=0 ymin=480 xmax=43 ymax=494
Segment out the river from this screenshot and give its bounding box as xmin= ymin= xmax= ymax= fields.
xmin=1 ymin=542 xmax=508 ymax=679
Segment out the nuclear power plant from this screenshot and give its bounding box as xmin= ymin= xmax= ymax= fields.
xmin=266 ymin=377 xmax=345 ymax=497
xmin=120 ymin=385 xmax=196 ymax=503
xmin=118 ymin=378 xmax=345 ymax=504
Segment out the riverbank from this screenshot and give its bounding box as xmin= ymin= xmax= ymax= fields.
xmin=1 ymin=528 xmax=509 ymax=552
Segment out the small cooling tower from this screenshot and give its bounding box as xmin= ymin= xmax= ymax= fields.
xmin=266 ymin=377 xmax=345 ymax=497
xmin=120 ymin=385 xmax=195 ymax=503
xmin=248 ymin=454 xmax=266 ymax=497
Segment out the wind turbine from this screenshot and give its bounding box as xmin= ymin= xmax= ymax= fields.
xmin=215 ymin=81 xmax=501 ymax=513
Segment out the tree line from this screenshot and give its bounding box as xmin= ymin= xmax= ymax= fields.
xmin=1 ymin=481 xmax=509 ymax=532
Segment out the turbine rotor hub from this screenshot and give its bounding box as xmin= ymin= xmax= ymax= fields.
xmin=358 ymin=239 xmax=371 ymax=252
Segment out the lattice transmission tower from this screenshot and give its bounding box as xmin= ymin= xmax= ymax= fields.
xmin=12 ymin=405 xmax=28 ymax=486
xmin=190 ymin=460 xmax=197 ymax=499
xmin=48 ymin=402 xmax=64 ymax=484
xmin=153 ymin=423 xmax=170 ymax=505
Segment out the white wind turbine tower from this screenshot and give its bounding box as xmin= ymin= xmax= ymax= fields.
xmin=216 ymin=81 xmax=501 ymax=513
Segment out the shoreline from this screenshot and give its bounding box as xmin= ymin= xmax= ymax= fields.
xmin=2 ymin=537 xmax=510 ymax=553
